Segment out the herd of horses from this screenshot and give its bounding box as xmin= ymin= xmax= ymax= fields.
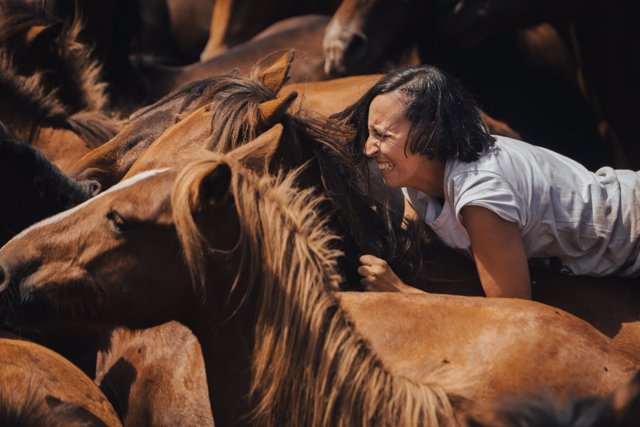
xmin=0 ymin=0 xmax=639 ymax=426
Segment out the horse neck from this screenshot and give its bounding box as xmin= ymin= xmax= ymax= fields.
xmin=189 ymin=299 xmax=256 ymax=427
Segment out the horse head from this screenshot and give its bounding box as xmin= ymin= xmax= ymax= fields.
xmin=323 ymin=0 xmax=424 ymax=76
xmin=0 ymin=126 xmax=284 ymax=332
xmin=68 ymin=51 xmax=296 ymax=191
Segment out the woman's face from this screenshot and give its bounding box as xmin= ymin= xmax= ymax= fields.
xmin=364 ymin=92 xmax=430 ymax=189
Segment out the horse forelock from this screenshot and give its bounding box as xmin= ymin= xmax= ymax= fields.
xmin=171 ymin=156 xmax=467 ymax=426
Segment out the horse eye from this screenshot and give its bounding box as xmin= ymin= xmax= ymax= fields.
xmin=106 ymin=210 xmax=128 ymax=233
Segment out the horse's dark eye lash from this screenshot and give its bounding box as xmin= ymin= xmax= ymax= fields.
xmin=106 ymin=210 xmax=128 ymax=232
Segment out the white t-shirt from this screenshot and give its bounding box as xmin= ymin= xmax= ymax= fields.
xmin=402 ymin=136 xmax=640 ymax=277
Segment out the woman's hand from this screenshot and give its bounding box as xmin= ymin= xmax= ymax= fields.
xmin=461 ymin=205 xmax=532 ymax=299
xmin=357 ymin=255 xmax=425 ymax=294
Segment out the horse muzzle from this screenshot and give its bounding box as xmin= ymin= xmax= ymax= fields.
xmin=323 ymin=21 xmax=370 ymax=77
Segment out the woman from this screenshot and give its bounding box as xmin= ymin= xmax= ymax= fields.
xmin=344 ymin=65 xmax=640 ymax=299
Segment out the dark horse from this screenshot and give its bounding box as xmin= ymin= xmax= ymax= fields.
xmin=0 ymin=123 xmax=96 ymax=246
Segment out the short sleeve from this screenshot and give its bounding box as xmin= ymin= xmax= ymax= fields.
xmin=450 ymin=171 xmax=524 ymax=227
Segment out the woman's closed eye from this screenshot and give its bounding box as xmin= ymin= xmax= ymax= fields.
xmin=369 ymin=126 xmax=389 ymax=141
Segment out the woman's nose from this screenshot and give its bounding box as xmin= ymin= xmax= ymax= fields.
xmin=364 ymin=137 xmax=378 ymax=157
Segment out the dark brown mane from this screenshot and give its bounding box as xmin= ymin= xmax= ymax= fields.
xmin=66 ymin=111 xmax=121 ymax=149
xmin=0 ymin=51 xmax=68 ymax=137
xmin=180 ymin=69 xmax=421 ymax=287
xmin=128 ymin=77 xmax=229 ymax=121
xmin=0 ymin=0 xmax=109 ymax=113
xmin=284 ymin=111 xmax=422 ymax=287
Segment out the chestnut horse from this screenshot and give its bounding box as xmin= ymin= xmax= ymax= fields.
xmin=68 ymin=51 xmax=305 ymax=190
xmin=67 ymin=77 xmax=228 ymax=190
xmin=139 ymin=15 xmax=330 ymax=101
xmin=0 ymin=141 xmax=637 ymax=425
xmin=0 ymin=334 xmax=121 ymax=427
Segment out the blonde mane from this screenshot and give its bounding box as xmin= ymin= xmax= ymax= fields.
xmin=172 ymin=156 xmax=468 ymax=426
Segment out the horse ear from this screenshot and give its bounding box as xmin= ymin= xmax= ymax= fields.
xmin=259 ymin=91 xmax=297 ymax=127
xmin=25 ymin=21 xmax=63 ymax=46
xmin=229 ymin=124 xmax=283 ymax=172
xmin=198 ymin=162 xmax=232 ymax=209
xmin=256 ymin=50 xmax=295 ymax=93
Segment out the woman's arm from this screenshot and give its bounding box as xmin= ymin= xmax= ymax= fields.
xmin=461 ymin=205 xmax=531 ymax=299
xmin=356 ymin=197 xmax=425 ymax=293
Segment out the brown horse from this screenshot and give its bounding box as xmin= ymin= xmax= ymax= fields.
xmin=0 ymin=335 xmax=121 ymax=427
xmin=0 ymin=140 xmax=637 ymax=425
xmin=201 ymin=0 xmax=341 ymax=60
xmin=120 ymin=52 xmax=417 ymax=291
xmin=322 ymin=0 xmax=616 ymax=170
xmin=139 ymin=15 xmax=330 ymax=101
xmin=416 ymin=247 xmax=640 ymax=364
xmin=67 ymin=52 xmax=298 ymax=190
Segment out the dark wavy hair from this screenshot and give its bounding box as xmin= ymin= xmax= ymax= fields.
xmin=338 ymin=65 xmax=495 ymax=164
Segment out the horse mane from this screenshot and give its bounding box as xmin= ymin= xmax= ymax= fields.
xmin=0 ymin=51 xmax=68 ymax=135
xmin=172 ymin=157 xmax=469 ymax=426
xmin=0 ymin=0 xmax=109 ymax=113
xmin=66 ymin=111 xmax=121 ymax=148
xmin=285 ymin=111 xmax=423 ymax=286
xmin=128 ymin=77 xmax=226 ymax=121
xmin=200 ymin=71 xmax=273 ymax=153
